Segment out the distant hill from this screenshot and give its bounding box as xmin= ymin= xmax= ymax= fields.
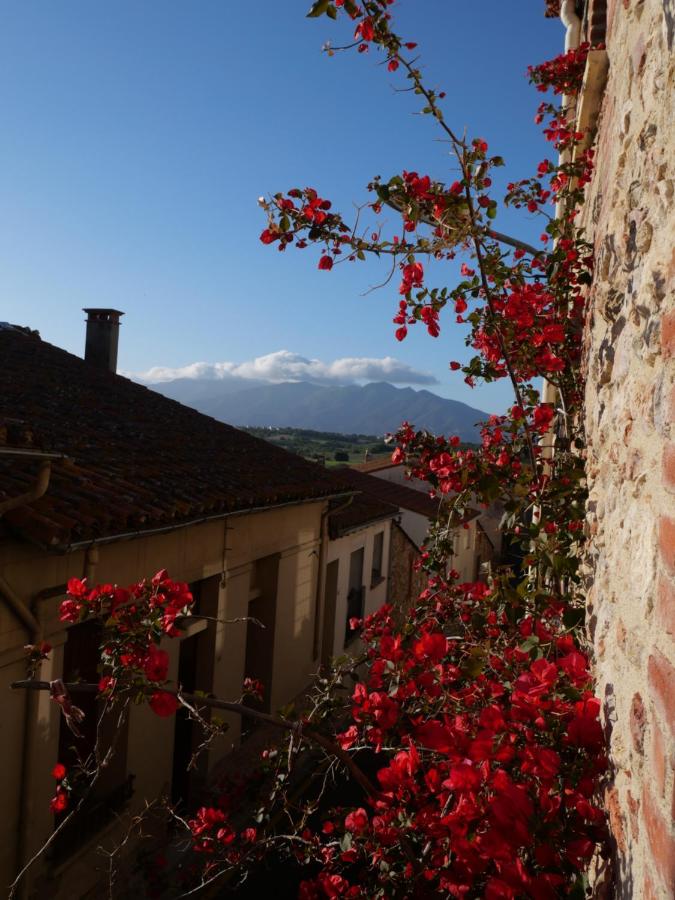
xmin=149 ymin=379 xmax=488 ymax=441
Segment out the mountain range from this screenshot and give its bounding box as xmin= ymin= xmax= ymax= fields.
xmin=147 ymin=378 xmax=488 ymax=441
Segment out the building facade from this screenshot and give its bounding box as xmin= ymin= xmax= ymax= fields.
xmin=0 ymin=319 xmax=350 ymax=897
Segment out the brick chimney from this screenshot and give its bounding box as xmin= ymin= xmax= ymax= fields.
xmin=83 ymin=309 xmax=124 ymax=373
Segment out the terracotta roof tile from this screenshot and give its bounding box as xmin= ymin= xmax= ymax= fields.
xmin=328 ymin=491 xmax=397 ymax=538
xmin=0 ymin=329 xmax=350 ymax=548
xmin=353 ymin=457 xmax=399 ymax=474
xmin=333 ymin=468 xmax=443 ymax=520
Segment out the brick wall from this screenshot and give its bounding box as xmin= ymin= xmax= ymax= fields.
xmin=580 ymin=1 xmax=674 ymax=895
xmin=387 ymin=522 xmax=427 ymax=623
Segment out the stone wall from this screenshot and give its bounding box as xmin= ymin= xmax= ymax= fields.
xmin=580 ymin=0 xmax=674 ymax=896
xmin=387 ymin=522 xmax=428 ymax=622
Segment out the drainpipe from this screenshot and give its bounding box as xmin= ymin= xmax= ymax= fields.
xmin=83 ymin=545 xmax=99 ymax=583
xmin=0 ymin=461 xmax=51 ymax=517
xmin=3 ymin=576 xmax=41 ymax=899
xmin=0 ymin=450 xmax=81 ymax=893
xmin=14 ymin=549 xmax=97 ymax=891
xmin=0 ymin=575 xmax=40 ymax=638
xmin=561 ymin=0 xmax=582 ymax=51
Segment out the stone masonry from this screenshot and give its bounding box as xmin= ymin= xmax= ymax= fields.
xmin=580 ymin=0 xmax=674 ymax=896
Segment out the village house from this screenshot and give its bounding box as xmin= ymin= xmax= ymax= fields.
xmin=321 ymin=488 xmax=397 ymax=663
xmin=0 ymin=311 xmax=359 ymax=898
xmin=0 ymin=312 xmax=497 ymax=898
xmin=352 ymin=458 xmax=500 ymax=579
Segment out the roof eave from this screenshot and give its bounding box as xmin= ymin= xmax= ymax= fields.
xmin=34 ymin=490 xmax=356 ymax=554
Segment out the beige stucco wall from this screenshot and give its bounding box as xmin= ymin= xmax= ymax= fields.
xmin=323 ymin=519 xmax=392 ymax=659
xmin=580 ymin=1 xmax=674 ymax=896
xmin=0 ymin=499 xmax=325 ymax=898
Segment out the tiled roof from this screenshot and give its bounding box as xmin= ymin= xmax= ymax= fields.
xmin=0 ymin=328 xmax=350 ymax=549
xmin=334 ymin=468 xmax=443 ymax=520
xmin=353 ymin=457 xmax=399 ymax=474
xmin=328 ymin=491 xmax=397 ymax=538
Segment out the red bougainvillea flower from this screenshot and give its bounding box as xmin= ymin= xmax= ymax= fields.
xmin=149 ymin=691 xmax=180 ymax=718
xmin=532 ymin=403 xmax=555 ymax=433
xmin=344 ymin=807 xmax=369 ymax=835
xmin=98 ymin=675 xmax=117 ymax=694
xmin=355 ymin=16 xmax=374 ymax=42
xmin=318 ymin=255 xmax=333 ymax=270
xmin=143 ymin=645 xmax=170 ymax=683
xmin=50 ymin=788 xmax=68 ymax=814
xmin=52 ymin=763 xmax=67 ymax=781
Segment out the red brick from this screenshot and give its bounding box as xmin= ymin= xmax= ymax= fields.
xmin=660 ymin=517 xmax=675 ymax=575
xmin=656 ymin=576 xmax=675 ymax=638
xmin=665 ymin=445 xmax=675 ymax=492
xmin=606 ymin=786 xmax=627 ymax=853
xmin=652 ymin=718 xmax=667 ymax=797
xmin=627 ymin=789 xmax=640 ymax=842
xmin=616 ymin=617 xmax=627 ymax=649
xmin=663 ymin=312 xmax=675 ymax=358
xmin=648 ymin=649 xmax=675 ymax=739
xmin=642 ymin=786 xmax=675 ymax=894
xmin=643 ymin=873 xmax=658 ymax=900
xmin=630 ymin=692 xmax=646 ymax=753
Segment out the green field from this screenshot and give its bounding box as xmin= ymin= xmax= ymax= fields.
xmin=240 ymin=426 xmax=393 ymax=467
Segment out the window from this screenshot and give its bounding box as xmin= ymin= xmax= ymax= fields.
xmin=345 ymin=547 xmax=365 ymax=645
xmin=51 ymin=620 xmax=132 ymax=859
xmin=371 ymin=531 xmax=385 ymax=585
xmin=243 ymin=555 xmax=279 ymax=732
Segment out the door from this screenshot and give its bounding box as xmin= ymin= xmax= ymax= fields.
xmin=321 ymin=559 xmax=340 ymax=665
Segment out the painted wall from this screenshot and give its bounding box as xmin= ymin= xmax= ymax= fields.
xmin=323 ymin=519 xmax=392 ymax=660
xmin=0 ymin=499 xmax=324 ymax=898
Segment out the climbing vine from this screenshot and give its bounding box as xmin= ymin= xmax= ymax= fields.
xmin=13 ymin=5 xmax=609 ymax=898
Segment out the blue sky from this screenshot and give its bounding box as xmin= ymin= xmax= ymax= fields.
xmin=0 ymin=1 xmax=563 ymax=414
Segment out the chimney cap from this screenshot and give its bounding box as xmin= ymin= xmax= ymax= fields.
xmin=83 ymin=308 xmax=125 ymax=318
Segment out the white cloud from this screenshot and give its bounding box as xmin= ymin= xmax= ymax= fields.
xmin=128 ymin=350 xmax=438 ymax=386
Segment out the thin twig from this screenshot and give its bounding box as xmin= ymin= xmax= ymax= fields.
xmin=12 ymin=680 xmax=380 ymax=798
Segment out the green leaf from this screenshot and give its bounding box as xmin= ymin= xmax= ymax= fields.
xmin=462 ymin=647 xmax=486 ymax=677
xmin=486 ymin=205 xmax=497 ymax=220
xmin=306 ymin=0 xmax=330 ymax=17
xmin=326 ymin=4 xmax=337 ymax=19
xmin=519 ymin=635 xmax=540 ymax=654
xmin=477 ymin=474 xmax=500 ymax=502
xmin=344 ymin=0 xmax=358 ymax=15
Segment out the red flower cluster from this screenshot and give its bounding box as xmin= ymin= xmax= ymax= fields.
xmin=527 ymin=43 xmax=592 ymax=97
xmin=294 ymin=578 xmax=607 ymax=897
xmin=49 ymin=763 xmax=69 ymax=814
xmin=187 ymin=805 xmax=258 ymax=862
xmin=58 ymin=570 xmax=193 ymax=720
